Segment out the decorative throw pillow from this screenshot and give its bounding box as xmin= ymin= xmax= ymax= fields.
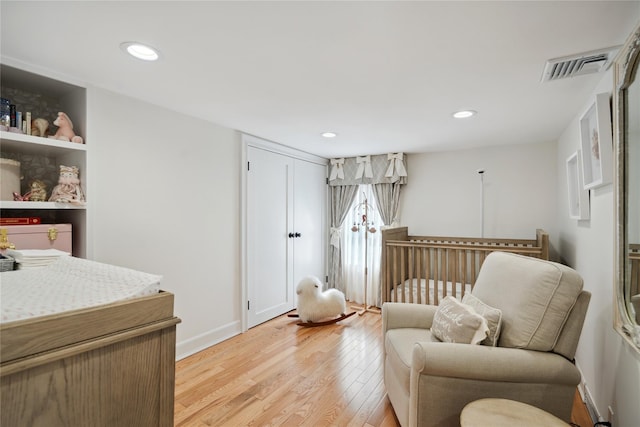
xmin=431 ymin=296 xmax=489 ymax=344
xmin=462 ymin=293 xmax=503 ymax=346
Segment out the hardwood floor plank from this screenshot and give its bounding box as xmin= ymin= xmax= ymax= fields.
xmin=174 ymin=309 xmax=583 ymax=426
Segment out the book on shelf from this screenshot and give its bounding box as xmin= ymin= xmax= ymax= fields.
xmin=25 ymin=112 xmax=31 ymax=135
xmin=9 ymin=104 xmax=15 ymax=127
xmin=0 ymin=217 xmax=42 ymax=226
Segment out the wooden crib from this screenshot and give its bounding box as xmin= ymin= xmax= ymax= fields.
xmin=381 ymin=227 xmax=549 ymax=304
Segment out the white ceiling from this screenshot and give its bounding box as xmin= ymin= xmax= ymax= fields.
xmin=1 ymin=1 xmax=639 ymax=158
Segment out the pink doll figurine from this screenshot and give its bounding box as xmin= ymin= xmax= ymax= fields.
xmin=49 ymin=112 xmax=84 ymax=144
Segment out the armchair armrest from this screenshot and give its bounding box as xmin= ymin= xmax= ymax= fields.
xmin=412 ymin=342 xmax=580 ymax=385
xmin=382 ymin=302 xmax=438 ymax=333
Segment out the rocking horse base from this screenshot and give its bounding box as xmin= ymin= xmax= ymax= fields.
xmin=287 ymin=311 xmax=356 ymax=327
xmin=350 ymin=304 xmax=381 ymax=316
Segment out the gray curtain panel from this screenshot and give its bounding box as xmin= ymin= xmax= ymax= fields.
xmin=328 ymin=185 xmax=358 ymax=292
xmin=372 ymin=182 xmax=403 ymax=227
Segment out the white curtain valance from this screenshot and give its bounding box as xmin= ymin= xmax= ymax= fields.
xmin=329 ymin=153 xmax=408 ymax=186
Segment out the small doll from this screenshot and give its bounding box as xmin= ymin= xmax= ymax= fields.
xmin=49 ymin=165 xmax=85 ymax=204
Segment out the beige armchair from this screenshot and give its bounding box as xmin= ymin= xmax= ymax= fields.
xmin=382 ymin=252 xmax=591 ymax=427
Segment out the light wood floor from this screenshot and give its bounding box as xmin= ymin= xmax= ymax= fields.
xmin=175 ymin=308 xmax=398 ymax=427
xmin=175 ymin=309 xmax=592 ymax=427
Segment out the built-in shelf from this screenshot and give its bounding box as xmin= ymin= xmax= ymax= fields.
xmin=1 ymin=131 xmax=87 ymax=155
xmin=1 ymin=62 xmax=89 ymax=258
xmin=0 ymin=201 xmax=86 ymax=210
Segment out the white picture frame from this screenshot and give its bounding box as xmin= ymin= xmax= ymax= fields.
xmin=567 ymin=150 xmax=590 ymax=220
xmin=579 ymin=92 xmax=613 ymax=189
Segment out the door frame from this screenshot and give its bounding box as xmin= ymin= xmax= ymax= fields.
xmin=241 ymin=134 xmax=328 ymax=332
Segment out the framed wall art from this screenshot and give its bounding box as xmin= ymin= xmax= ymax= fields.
xmin=579 ymin=92 xmax=613 ymax=189
xmin=567 ymin=150 xmax=590 ymax=220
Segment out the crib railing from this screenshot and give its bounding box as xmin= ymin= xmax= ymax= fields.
xmin=381 ymin=228 xmax=549 ymax=304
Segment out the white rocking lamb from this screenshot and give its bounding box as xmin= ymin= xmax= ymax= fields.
xmin=293 ymin=276 xmax=355 ymax=326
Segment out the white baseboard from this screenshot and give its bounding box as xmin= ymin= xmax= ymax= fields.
xmin=583 ymin=383 xmax=600 ymax=423
xmin=576 ymin=361 xmax=599 ymax=423
xmin=175 ymin=320 xmax=242 ymax=361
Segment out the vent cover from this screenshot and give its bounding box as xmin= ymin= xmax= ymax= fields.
xmin=541 ymin=46 xmax=620 ymax=82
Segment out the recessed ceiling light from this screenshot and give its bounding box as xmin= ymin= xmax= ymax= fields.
xmin=452 ymin=110 xmax=477 ymax=119
xmin=120 ymin=42 xmax=160 ymax=61
xmin=321 ymin=132 xmax=337 ymax=138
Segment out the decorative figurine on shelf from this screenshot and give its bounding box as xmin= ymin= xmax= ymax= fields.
xmin=49 ymin=165 xmax=85 ymax=204
xmin=30 ymin=118 xmax=49 ymax=137
xmin=48 ymin=112 xmax=83 ymax=144
xmin=12 ymin=179 xmax=48 ymax=202
xmin=27 ymin=179 xmax=48 ymax=201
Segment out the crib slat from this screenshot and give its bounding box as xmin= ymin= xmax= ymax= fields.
xmin=471 ymin=252 xmax=477 ymax=286
xmin=435 ymin=249 xmax=441 ymax=303
xmin=399 ymin=246 xmax=404 ymax=302
xmin=452 ymin=249 xmax=458 ymax=298
xmin=416 ymin=247 xmax=422 ymax=304
xmin=387 ymin=246 xmax=392 ymax=302
xmin=392 ymin=246 xmax=398 ymax=302
xmin=408 ymin=246 xmax=414 ymax=304
xmin=461 ymin=249 xmax=469 ymax=298
xmin=396 ymin=246 xmax=403 ymax=303
xmin=428 ymin=248 xmax=433 ymax=304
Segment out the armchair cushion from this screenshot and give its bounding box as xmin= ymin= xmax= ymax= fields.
xmin=431 ymin=296 xmax=488 ymax=344
xmin=462 ymin=293 xmax=502 ymax=346
xmin=471 ymin=252 xmax=583 ymax=351
xmin=385 ymin=328 xmax=437 ymax=391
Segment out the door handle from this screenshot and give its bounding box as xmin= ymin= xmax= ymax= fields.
xmin=295 ymin=232 xmax=301 ymax=238
xmin=288 ymin=233 xmax=295 ymax=238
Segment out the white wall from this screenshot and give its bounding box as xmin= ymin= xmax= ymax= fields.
xmin=87 ymin=88 xmax=243 ymax=359
xmin=555 ymin=69 xmax=640 ymax=427
xmin=400 ymin=142 xmax=557 ymax=242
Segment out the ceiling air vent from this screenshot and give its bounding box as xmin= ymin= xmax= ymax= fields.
xmin=541 ymin=46 xmax=620 ymax=82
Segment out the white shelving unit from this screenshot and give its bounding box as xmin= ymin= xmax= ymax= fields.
xmin=1 ymin=63 xmax=88 ymax=257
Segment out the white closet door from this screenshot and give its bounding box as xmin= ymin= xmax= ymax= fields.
xmin=247 ymin=147 xmax=294 ymax=327
xmin=292 ymin=159 xmax=327 ymax=292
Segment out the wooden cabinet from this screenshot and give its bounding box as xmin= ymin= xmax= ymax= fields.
xmin=243 ymin=135 xmax=327 ymax=328
xmin=0 ymin=63 xmax=88 ymax=257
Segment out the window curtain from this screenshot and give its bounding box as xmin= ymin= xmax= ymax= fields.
xmin=342 ymin=185 xmax=383 ymax=307
xmin=327 ymin=152 xmax=408 ymax=304
xmin=328 ymin=185 xmax=358 ymax=293
xmin=372 ymin=182 xmax=403 ymax=228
